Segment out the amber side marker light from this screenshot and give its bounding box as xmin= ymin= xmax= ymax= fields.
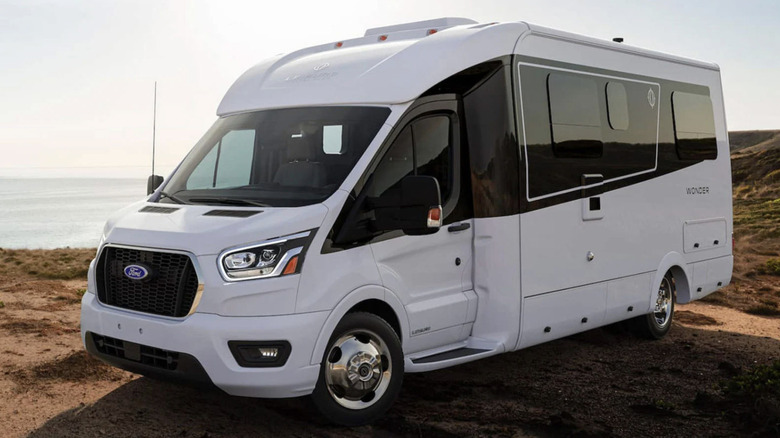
xmin=427 ymin=206 xmax=442 ymax=228
xmin=282 ymin=256 xmax=299 ymax=275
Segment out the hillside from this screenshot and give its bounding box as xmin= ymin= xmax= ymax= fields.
xmin=730 ymin=129 xmax=780 ymax=200
xmin=702 ymin=130 xmax=780 ymax=316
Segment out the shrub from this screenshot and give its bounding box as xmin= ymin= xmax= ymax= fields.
xmin=746 ymin=305 xmax=780 ymax=317
xmin=760 ymin=258 xmax=780 ymax=276
xmin=722 ymin=361 xmax=780 ymax=398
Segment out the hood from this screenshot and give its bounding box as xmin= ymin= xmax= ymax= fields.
xmin=102 ymin=200 xmax=329 ymax=256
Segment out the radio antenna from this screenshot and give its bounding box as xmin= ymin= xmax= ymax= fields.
xmin=152 ymin=81 xmax=157 ymax=176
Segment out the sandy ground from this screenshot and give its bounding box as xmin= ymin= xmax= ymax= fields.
xmin=1 ymin=271 xmax=778 ymax=437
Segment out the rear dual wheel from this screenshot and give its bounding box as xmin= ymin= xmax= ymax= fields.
xmin=311 ymin=312 xmax=404 ymax=426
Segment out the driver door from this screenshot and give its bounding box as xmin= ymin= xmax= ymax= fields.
xmin=368 ymin=99 xmax=475 ymax=346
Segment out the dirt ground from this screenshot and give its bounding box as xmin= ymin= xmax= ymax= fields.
xmin=0 ymin=268 xmax=778 ymax=438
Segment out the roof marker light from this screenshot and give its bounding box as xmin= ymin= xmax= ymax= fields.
xmin=427 ymin=29 xmax=437 ymax=35
xmin=335 ymin=41 xmax=343 ymax=48
xmin=378 ymin=35 xmax=388 ymax=41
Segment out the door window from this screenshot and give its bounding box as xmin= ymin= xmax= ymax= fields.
xmin=413 ymin=116 xmax=452 ymax=200
xmin=369 ymin=115 xmax=453 ymax=202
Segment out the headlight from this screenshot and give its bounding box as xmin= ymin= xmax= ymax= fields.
xmin=218 ymin=230 xmax=313 ymax=281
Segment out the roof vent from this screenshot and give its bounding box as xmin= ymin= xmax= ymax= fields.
xmin=364 ymin=17 xmax=477 ymax=37
xmin=139 ymin=206 xmax=180 ymax=214
xmin=203 ymin=209 xmax=262 ymax=218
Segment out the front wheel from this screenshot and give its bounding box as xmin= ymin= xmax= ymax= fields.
xmin=311 ymin=312 xmax=404 ymax=426
xmin=632 ymin=272 xmax=675 ymax=339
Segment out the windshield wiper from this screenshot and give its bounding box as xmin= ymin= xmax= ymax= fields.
xmin=187 ymin=197 xmax=270 ymax=207
xmin=159 ymin=191 xmax=186 ymax=204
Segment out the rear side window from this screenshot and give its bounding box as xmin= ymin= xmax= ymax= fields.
xmin=672 ymin=92 xmax=717 ymax=160
xmin=547 ymin=73 xmax=603 ymax=158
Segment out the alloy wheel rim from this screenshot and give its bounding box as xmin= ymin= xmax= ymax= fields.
xmin=324 ymin=329 xmax=392 ymax=410
xmin=653 ymin=277 xmax=673 ymax=328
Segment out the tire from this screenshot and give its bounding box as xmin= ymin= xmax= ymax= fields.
xmin=632 ymin=272 xmax=676 ymax=339
xmin=311 ymin=312 xmax=404 ymax=426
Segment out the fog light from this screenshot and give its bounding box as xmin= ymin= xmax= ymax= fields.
xmin=228 ymin=341 xmax=291 ymax=368
xmin=259 ymin=347 xmax=278 ymax=358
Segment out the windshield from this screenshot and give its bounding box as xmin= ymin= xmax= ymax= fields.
xmin=161 ymin=106 xmax=390 ymax=207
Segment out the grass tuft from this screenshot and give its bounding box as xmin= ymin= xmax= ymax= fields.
xmin=760 ymin=258 xmax=780 ymax=276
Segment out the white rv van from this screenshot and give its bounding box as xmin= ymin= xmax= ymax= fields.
xmin=81 ymin=18 xmax=733 ymax=425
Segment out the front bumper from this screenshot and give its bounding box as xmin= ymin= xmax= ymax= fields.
xmin=81 ymin=293 xmax=328 ymax=398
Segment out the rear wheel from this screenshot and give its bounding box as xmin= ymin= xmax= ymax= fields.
xmin=311 ymin=312 xmax=403 ymax=426
xmin=633 ymin=272 xmax=675 ymax=339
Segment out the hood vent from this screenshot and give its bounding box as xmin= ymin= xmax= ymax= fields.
xmin=139 ymin=206 xmax=180 ymax=214
xmin=203 ymin=209 xmax=262 ymax=218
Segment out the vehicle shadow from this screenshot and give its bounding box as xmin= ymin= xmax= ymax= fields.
xmin=27 ymin=320 xmax=780 ymax=437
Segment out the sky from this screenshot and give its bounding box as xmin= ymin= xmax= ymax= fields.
xmin=1 ymin=0 xmax=778 ymax=178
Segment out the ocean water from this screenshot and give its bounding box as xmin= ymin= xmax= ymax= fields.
xmin=0 ymin=178 xmax=147 ymax=249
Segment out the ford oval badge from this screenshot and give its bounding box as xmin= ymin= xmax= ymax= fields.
xmin=124 ymin=264 xmax=150 ymax=280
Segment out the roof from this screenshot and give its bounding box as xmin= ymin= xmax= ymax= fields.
xmin=217 ymin=18 xmax=527 ymax=115
xmin=216 ymin=18 xmax=719 ymax=116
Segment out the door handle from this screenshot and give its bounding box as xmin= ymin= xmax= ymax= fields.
xmin=447 ymin=223 xmax=471 ymax=232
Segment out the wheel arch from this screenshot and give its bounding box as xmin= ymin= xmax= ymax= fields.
xmin=310 ymin=285 xmax=408 ymax=366
xmin=652 ymin=252 xmax=692 ymax=305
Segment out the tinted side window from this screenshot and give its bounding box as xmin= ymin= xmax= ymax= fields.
xmin=672 ymin=92 xmax=717 ymax=160
xmin=606 ymin=82 xmax=629 ymax=130
xmin=520 ymin=64 xmax=659 ymax=199
xmin=547 ymin=73 xmax=603 ymax=158
xmin=464 ymin=66 xmax=519 ymax=217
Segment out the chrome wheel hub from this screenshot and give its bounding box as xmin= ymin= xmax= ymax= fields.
xmin=653 ymin=277 xmax=673 ymax=328
xmin=325 ymin=330 xmax=391 ymax=410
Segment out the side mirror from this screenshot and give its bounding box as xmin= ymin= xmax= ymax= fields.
xmin=147 ymin=175 xmax=164 ymax=195
xmin=372 ymin=175 xmax=442 ymax=235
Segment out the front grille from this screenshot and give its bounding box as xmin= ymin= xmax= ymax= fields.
xmin=96 ymin=246 xmax=199 ymax=318
xmin=92 ymin=333 xmax=180 ymax=370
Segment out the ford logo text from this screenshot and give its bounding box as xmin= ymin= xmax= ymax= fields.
xmin=124 ymin=264 xmax=150 ymax=280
